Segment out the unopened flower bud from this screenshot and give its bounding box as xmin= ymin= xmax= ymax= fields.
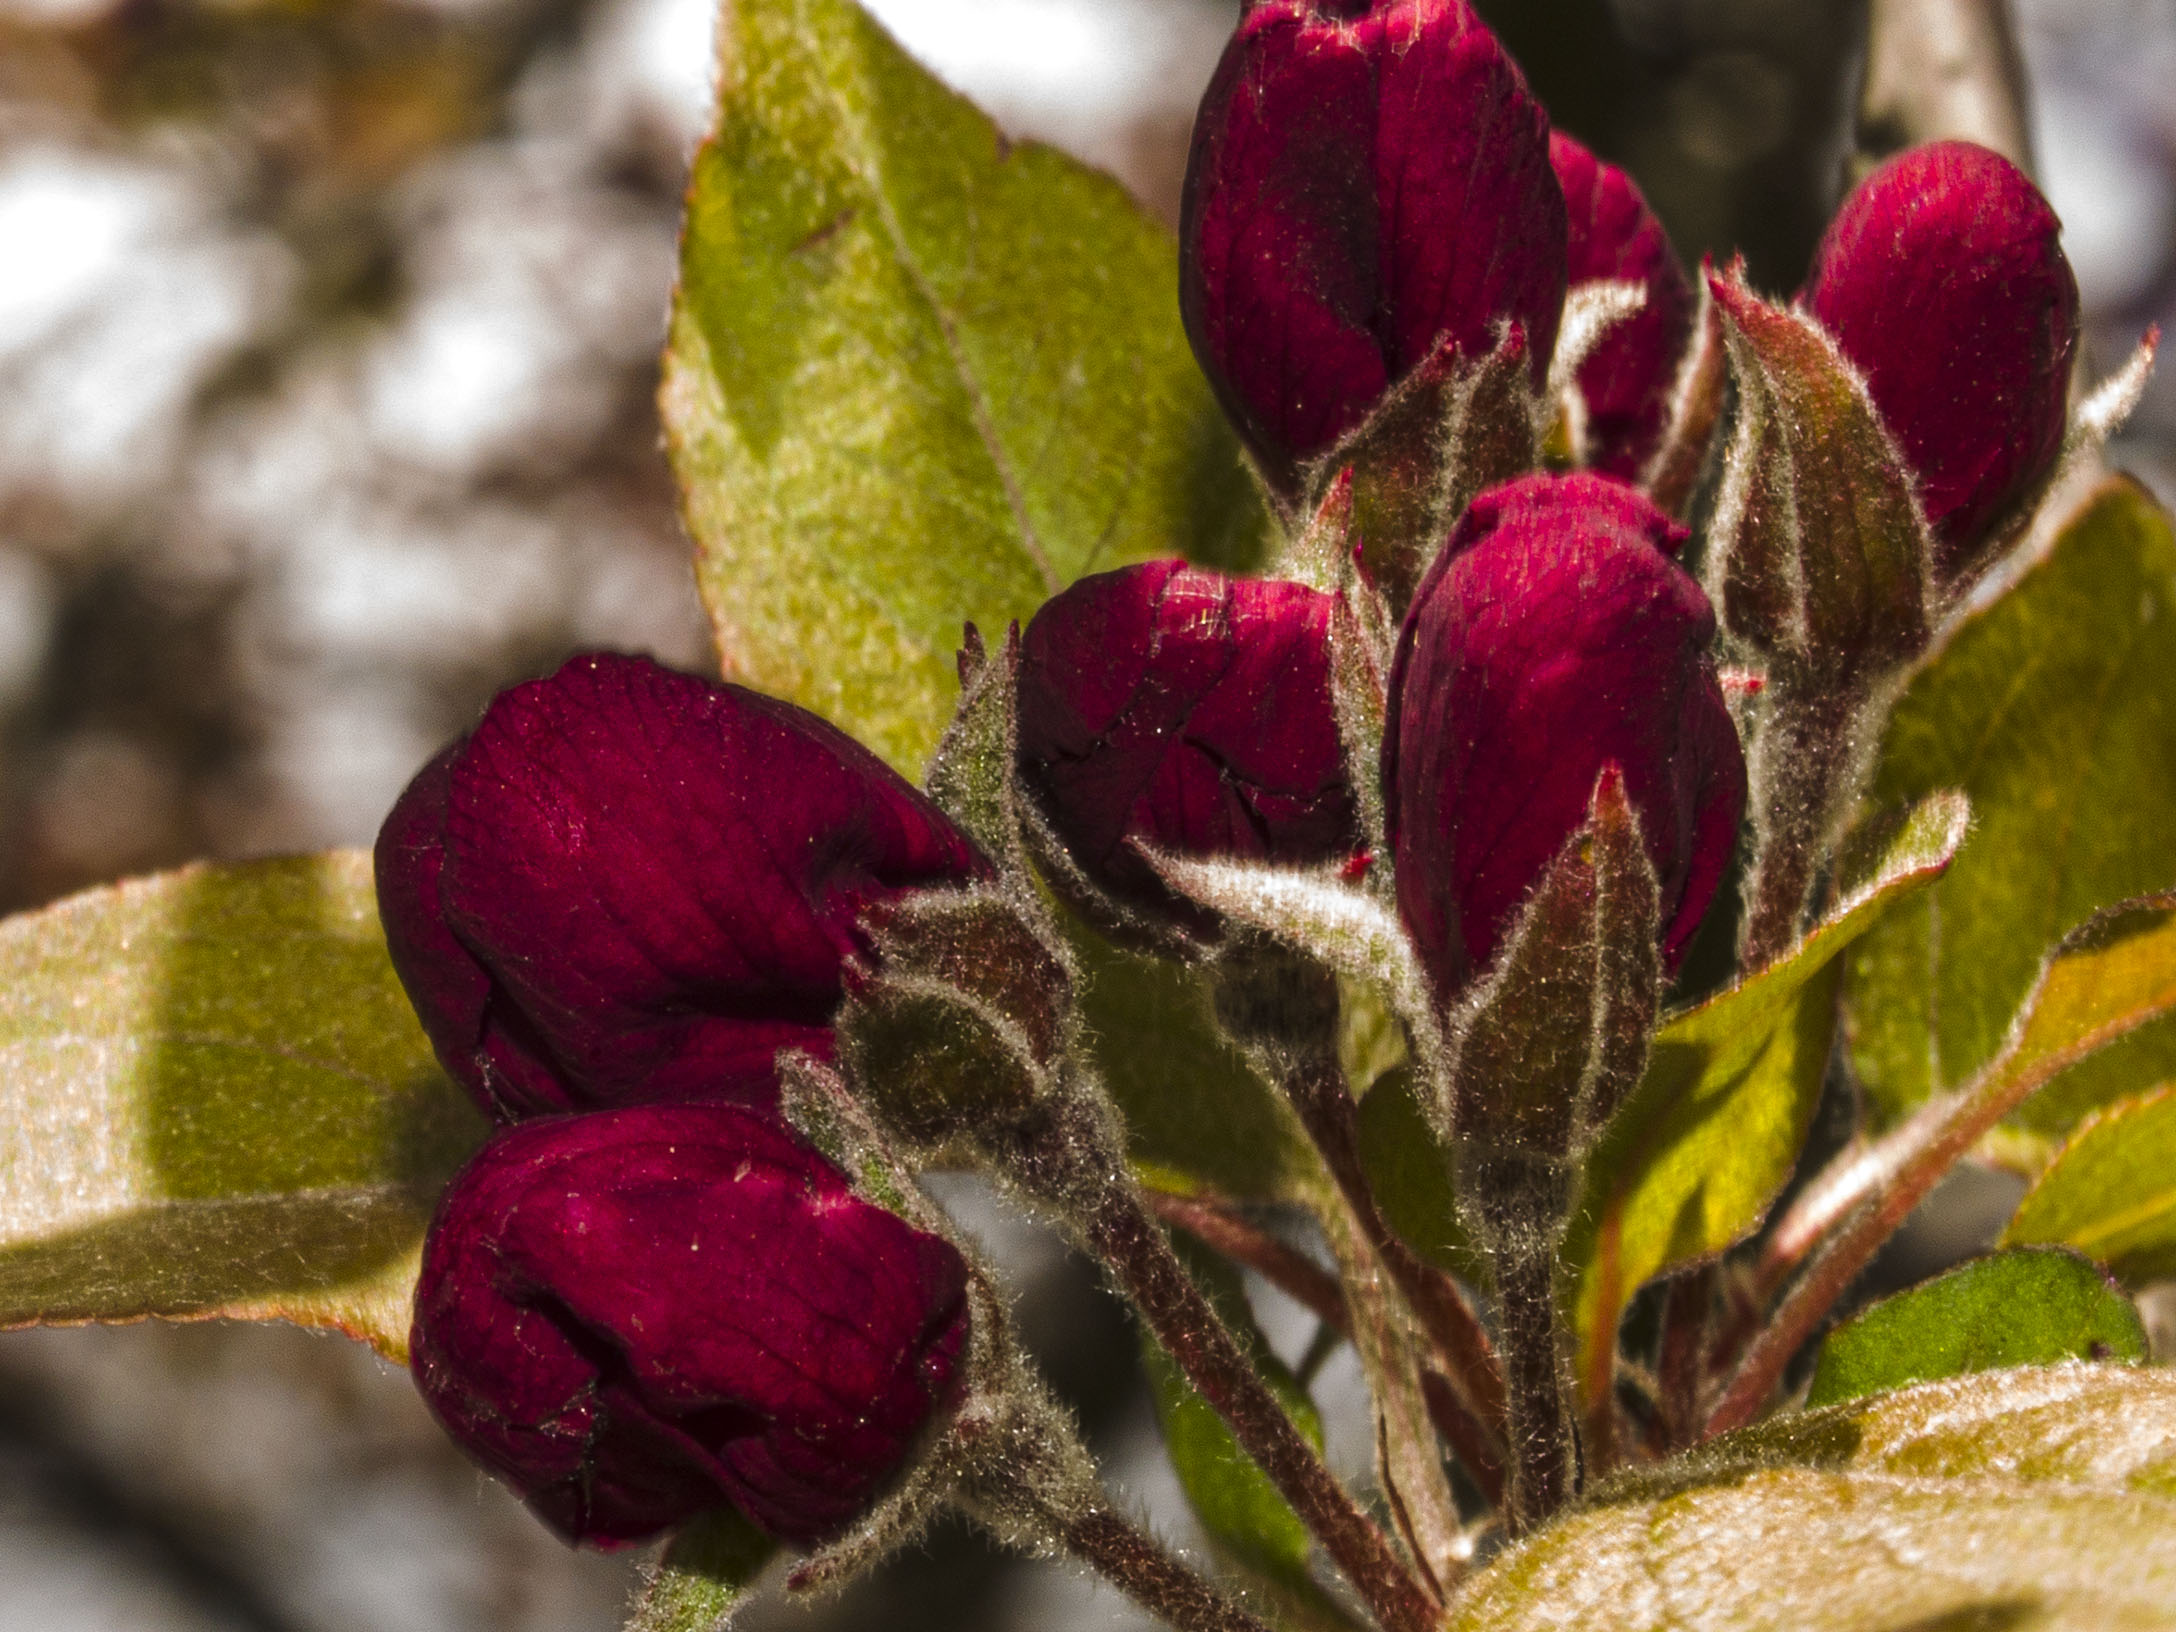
xmin=1179 ymin=0 xmax=1566 ymax=501
xmin=1014 ymin=562 xmax=1361 ymax=944
xmin=1550 ymin=133 xmax=1695 ymax=480
xmin=1383 ymin=472 xmax=1744 ymax=1002
xmin=410 ymin=1104 xmax=972 ymax=1548
xmin=375 ymin=653 xmax=989 ymax=1122
xmin=1803 ymin=140 xmax=2080 ymax=578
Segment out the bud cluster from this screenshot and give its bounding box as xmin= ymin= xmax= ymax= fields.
xmin=378 ymin=653 xmax=988 ymax=1550
xmin=371 ymin=0 xmax=2156 ymax=1593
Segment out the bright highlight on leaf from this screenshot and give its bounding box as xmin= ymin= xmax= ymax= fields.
xmin=1450 ymin=1367 xmax=2176 ymax=1632
xmin=0 ymin=852 xmax=484 ymax=1362
xmin=662 ymin=0 xmax=1269 ymax=774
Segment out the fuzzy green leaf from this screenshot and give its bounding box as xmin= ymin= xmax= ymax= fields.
xmin=1447 ymin=1366 xmax=2176 ymax=1631
xmin=1846 ymin=476 xmax=2176 ymax=1138
xmin=2005 ymin=1083 xmax=2176 ymax=1282
xmin=661 ymin=0 xmax=1269 ymax=774
xmin=0 ymin=854 xmax=486 ymax=1361
xmin=626 ymin=1510 xmax=775 ymax=1632
xmin=1563 ymin=793 xmax=1967 ymax=1411
xmin=1805 ymin=1248 xmax=2146 ymax=1408
xmin=1354 ymin=1066 xmax=1478 ymax=1282
xmin=1068 ymin=924 xmax=1311 ymax=1201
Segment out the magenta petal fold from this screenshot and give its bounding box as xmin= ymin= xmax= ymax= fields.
xmin=1551 ymin=132 xmax=1695 ymax=479
xmin=375 ymin=652 xmax=990 ymax=1121
xmin=410 ymin=1104 xmax=972 ymax=1548
xmin=1803 ymin=139 xmax=2080 ymax=572
xmin=1383 ymin=472 xmax=1744 ymax=1001
xmin=1015 ymin=560 xmax=1361 ymax=939
xmin=1179 ymin=0 xmax=1567 ymax=498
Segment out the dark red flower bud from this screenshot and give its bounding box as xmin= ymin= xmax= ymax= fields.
xmin=1383 ymin=472 xmax=1744 ymax=1000
xmin=411 ymin=1103 xmax=971 ymax=1548
xmin=375 ymin=653 xmax=989 ymax=1122
xmin=1550 ymin=132 xmax=1696 ymax=480
xmin=1015 ymin=561 xmax=1361 ymax=941
xmin=1179 ymin=0 xmax=1567 ymax=499
xmin=1802 ymin=140 xmax=2080 ymax=574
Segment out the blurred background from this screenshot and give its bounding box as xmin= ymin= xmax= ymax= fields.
xmin=0 ymin=0 xmax=2169 ymax=1626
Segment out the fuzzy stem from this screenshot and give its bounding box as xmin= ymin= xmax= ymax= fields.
xmin=1077 ymin=1177 xmax=1442 ymax=1632
xmin=1738 ymin=678 xmax=1863 ymax=970
xmin=1148 ymin=1191 xmax=1349 ymax=1329
xmin=1151 ymin=1190 xmax=1508 ymax=1508
xmin=1457 ymin=1148 xmax=1577 ymax=1536
xmin=1281 ymin=1052 xmax=1509 ymax=1472
xmin=1009 ymin=1097 xmax=1440 ymax=1632
xmin=1061 ymin=1507 xmax=1278 ymax=1632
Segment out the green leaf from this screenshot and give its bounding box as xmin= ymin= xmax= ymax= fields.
xmin=2005 ymin=1084 xmax=2176 ymax=1282
xmin=626 ymin=1509 xmax=776 ymax=1632
xmin=661 ymin=0 xmax=1269 ymax=774
xmin=1067 ymin=922 xmax=1311 ymax=1201
xmin=1804 ymin=1248 xmax=2146 ymax=1409
xmin=1447 ymin=1365 xmax=2176 ymax=1631
xmin=1562 ymin=792 xmax=1967 ymax=1411
xmin=1354 ymin=1065 xmax=1478 ymax=1282
xmin=1846 ymin=476 xmax=2176 ymax=1136
xmin=1141 ymin=1244 xmax=1324 ymax=1592
xmin=0 ymin=854 xmax=486 ymax=1361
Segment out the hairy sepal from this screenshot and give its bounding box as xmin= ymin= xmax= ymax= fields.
xmin=2073 ymin=326 xmax=2160 ymax=450
xmin=1640 ymin=271 xmax=1727 ymax=518
xmin=1140 ymin=848 xmax=1445 ymax=1078
xmin=1307 ymin=325 xmax=1541 ymax=615
xmin=1546 ymin=279 xmax=1649 ymax=467
xmin=926 ymin=622 xmax=1029 ymax=872
xmin=841 ymin=885 xmax=1075 ymax=1153
xmin=1444 ymin=769 xmax=1663 ymax=1162
xmin=1706 ymin=268 xmax=1933 ymax=685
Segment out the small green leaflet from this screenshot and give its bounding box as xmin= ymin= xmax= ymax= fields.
xmin=663 ymin=0 xmax=1269 ymax=775
xmin=626 ymin=1509 xmax=776 ymax=1632
xmin=1846 ymin=476 xmax=2176 ymax=1136
xmin=2005 ymin=1083 xmax=2176 ymax=1282
xmin=0 ymin=853 xmax=484 ymax=1361
xmin=1562 ymin=792 xmax=1968 ymax=1410
xmin=1447 ymin=1366 xmax=2176 ymax=1631
xmin=1804 ymin=1248 xmax=2146 ymax=1408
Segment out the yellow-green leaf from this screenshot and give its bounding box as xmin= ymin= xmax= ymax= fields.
xmin=1448 ymin=1366 xmax=2176 ymax=1631
xmin=1804 ymin=1248 xmax=2146 ymax=1408
xmin=0 ymin=854 xmax=485 ymax=1361
xmin=1563 ymin=792 xmax=1967 ymax=1410
xmin=661 ymin=0 xmax=1269 ymax=774
xmin=1846 ymin=476 xmax=2176 ymax=1135
xmin=2005 ymin=1082 xmax=2176 ymax=1282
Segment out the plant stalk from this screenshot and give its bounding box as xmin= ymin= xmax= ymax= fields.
xmin=1014 ymin=1099 xmax=1441 ymax=1632
xmin=1738 ymin=678 xmax=1864 ymax=970
xmin=1282 ymin=1051 xmax=1510 ymax=1452
xmin=1456 ymin=1147 xmax=1578 ymax=1536
xmin=1151 ymin=1189 xmax=1508 ymax=1508
xmin=1061 ymin=1507 xmax=1279 ymax=1632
